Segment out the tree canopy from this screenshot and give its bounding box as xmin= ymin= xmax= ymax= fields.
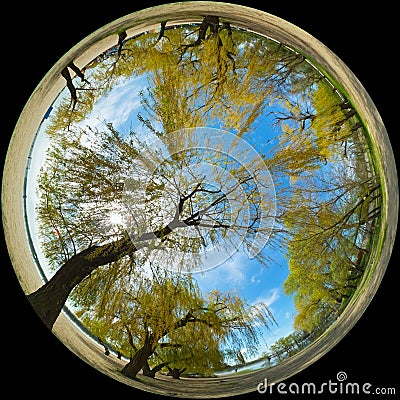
xmin=73 ymin=269 xmax=275 ymax=377
xmin=27 ymin=18 xmax=381 ymax=378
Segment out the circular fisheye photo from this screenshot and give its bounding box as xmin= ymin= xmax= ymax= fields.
xmin=2 ymin=2 xmax=398 ymax=398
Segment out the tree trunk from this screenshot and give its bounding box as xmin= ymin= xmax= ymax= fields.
xmin=121 ymin=339 xmax=155 ymax=379
xmin=117 ymin=31 xmax=127 ymax=55
xmin=169 ymin=367 xmax=186 ymax=379
xmin=26 ymin=201 xmax=205 ymax=330
xmin=142 ymin=360 xmax=153 ymax=377
xmin=196 ymin=16 xmax=219 ymax=45
xmin=142 ymin=360 xmax=168 ymax=378
xmin=27 ymin=237 xmax=134 ymax=330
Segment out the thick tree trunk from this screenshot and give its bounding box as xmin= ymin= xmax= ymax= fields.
xmin=26 ymin=198 xmax=205 ymax=330
xmin=142 ymin=360 xmax=153 ymax=377
xmin=27 ymin=237 xmax=134 ymax=330
xmin=196 ymin=16 xmax=219 ymax=45
xmin=121 ymin=339 xmax=155 ymax=379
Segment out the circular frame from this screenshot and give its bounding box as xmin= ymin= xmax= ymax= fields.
xmin=2 ymin=2 xmax=398 ymax=398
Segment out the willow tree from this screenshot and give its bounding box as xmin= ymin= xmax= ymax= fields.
xmin=27 ymin=15 xmax=373 ymax=337
xmin=282 ymin=159 xmax=381 ymax=332
xmin=29 ymin=117 xmax=277 ymax=329
xmin=46 ymin=17 xmax=309 ymax=139
xmin=149 ymin=327 xmax=226 ymax=379
xmin=27 ymin=20 xmax=304 ymax=329
xmin=45 ymin=28 xmax=157 ymax=135
xmin=72 ymin=270 xmax=274 ymax=378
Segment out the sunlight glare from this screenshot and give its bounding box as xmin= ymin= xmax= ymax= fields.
xmin=109 ymin=212 xmax=124 ymax=226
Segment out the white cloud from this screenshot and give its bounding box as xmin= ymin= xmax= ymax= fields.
xmin=250 ymin=274 xmax=261 ymax=285
xmin=77 ymin=75 xmax=146 ymax=132
xmin=195 ymin=251 xmax=249 ymax=293
xmin=222 ymin=255 xmax=247 ymax=283
xmin=254 ymin=287 xmax=280 ymax=307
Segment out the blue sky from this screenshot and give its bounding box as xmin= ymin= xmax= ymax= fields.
xmin=25 ymin=68 xmax=297 ymax=363
xmin=194 ymin=248 xmax=296 ymax=359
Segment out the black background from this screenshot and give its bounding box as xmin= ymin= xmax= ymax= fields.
xmin=1 ymin=1 xmax=398 ymax=398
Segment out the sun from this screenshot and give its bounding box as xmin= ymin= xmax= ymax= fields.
xmin=109 ymin=212 xmax=124 ymax=226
